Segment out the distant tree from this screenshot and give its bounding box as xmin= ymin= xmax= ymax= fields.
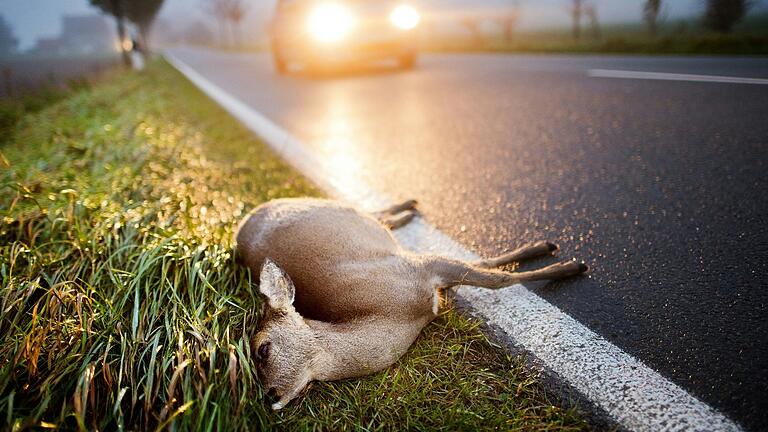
xmin=91 ymin=0 xmax=164 ymax=65
xmin=225 ymin=0 xmax=248 ymax=46
xmin=569 ymin=0 xmax=584 ymax=41
xmin=704 ymin=0 xmax=752 ymax=32
xmin=0 ymin=15 xmax=19 ymax=57
xmin=125 ymin=0 xmax=165 ymax=52
xmin=201 ymin=0 xmax=231 ymax=46
xmin=644 ymin=0 xmax=662 ymax=36
xmin=200 ymin=0 xmax=249 ymax=47
xmin=460 ymin=15 xmax=483 ymax=47
xmin=584 ymin=3 xmax=601 ymax=39
xmin=498 ymin=1 xmax=521 ymax=43
xmin=90 ymin=0 xmax=131 ymax=66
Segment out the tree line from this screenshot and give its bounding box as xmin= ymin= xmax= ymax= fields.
xmin=453 ymin=0 xmax=754 ymax=46
xmin=574 ymin=0 xmax=752 ymax=40
xmin=0 ymin=0 xmax=758 ymax=60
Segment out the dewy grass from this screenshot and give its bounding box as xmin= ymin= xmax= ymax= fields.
xmin=0 ymin=60 xmax=587 ymax=431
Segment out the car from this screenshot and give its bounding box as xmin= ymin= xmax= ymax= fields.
xmin=269 ymin=0 xmax=421 ymax=73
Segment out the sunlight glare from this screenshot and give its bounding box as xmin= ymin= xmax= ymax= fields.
xmin=308 ymin=3 xmax=356 ymax=43
xmin=390 ymin=5 xmax=420 ymax=30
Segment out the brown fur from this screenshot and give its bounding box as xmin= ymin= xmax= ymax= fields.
xmin=235 ymin=198 xmax=587 ymax=409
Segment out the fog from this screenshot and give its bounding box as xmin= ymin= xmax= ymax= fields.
xmin=2 ymin=0 xmax=767 ymax=51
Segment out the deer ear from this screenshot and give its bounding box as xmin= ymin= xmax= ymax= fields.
xmin=259 ymin=258 xmax=296 ymax=310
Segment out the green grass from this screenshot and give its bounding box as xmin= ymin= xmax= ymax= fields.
xmin=1 ymin=78 xmax=94 ymax=147
xmin=424 ymin=16 xmax=768 ymax=55
xmin=0 ymin=60 xmax=587 ymax=431
xmin=425 ymin=32 xmax=768 ymax=56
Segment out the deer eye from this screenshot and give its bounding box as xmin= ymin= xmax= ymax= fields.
xmin=257 ymin=342 xmax=271 ymax=362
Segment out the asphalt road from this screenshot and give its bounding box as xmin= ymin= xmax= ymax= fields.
xmin=170 ymin=47 xmax=768 ymax=430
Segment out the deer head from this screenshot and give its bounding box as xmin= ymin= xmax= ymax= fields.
xmin=253 ymin=259 xmax=319 ymax=410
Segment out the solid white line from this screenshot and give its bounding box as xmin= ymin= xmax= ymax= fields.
xmin=589 ymin=68 xmax=768 ymax=85
xmin=166 ymin=52 xmax=743 ymax=432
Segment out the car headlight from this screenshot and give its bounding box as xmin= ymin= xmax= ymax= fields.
xmin=308 ymin=3 xmax=355 ymax=43
xmin=390 ymin=5 xmax=420 ymax=30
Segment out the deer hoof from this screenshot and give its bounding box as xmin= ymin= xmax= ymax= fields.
xmin=403 ymin=199 xmax=419 ymax=209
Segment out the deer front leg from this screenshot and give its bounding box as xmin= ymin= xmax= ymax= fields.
xmin=473 ymin=241 xmax=558 ymax=269
xmin=373 ymin=199 xmax=418 ymax=219
xmin=427 ymin=257 xmax=587 ymax=289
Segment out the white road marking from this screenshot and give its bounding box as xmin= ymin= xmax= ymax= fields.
xmin=589 ymin=68 xmax=768 ymax=85
xmin=167 ymin=52 xmax=744 ymax=431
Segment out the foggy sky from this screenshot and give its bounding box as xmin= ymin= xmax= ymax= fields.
xmin=2 ymin=0 xmax=766 ymax=51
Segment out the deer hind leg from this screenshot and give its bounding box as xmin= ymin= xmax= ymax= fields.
xmin=373 ymin=199 xmax=419 ymax=230
xmin=380 ymin=210 xmax=417 ymax=229
xmin=373 ymin=199 xmax=418 ymax=218
xmin=473 ymin=241 xmax=558 ymax=269
xmin=428 ymin=257 xmax=587 ymax=289
xmin=511 ymin=261 xmax=588 ymax=282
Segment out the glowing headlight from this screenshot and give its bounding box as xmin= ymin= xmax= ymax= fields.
xmin=390 ymin=5 xmax=420 ymax=30
xmin=308 ymin=3 xmax=355 ymax=42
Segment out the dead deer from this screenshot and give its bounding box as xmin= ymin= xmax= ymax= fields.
xmin=235 ymin=198 xmax=587 ymax=410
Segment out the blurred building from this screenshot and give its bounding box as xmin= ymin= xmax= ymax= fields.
xmin=31 ymin=15 xmax=115 ymax=56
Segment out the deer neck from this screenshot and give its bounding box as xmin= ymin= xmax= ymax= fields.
xmin=306 ymin=316 xmax=426 ymax=382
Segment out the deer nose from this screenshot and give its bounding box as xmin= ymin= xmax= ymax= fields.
xmin=266 ymin=387 xmax=279 ymax=402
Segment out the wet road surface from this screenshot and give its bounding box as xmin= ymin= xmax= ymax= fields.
xmin=169 ymin=48 xmax=768 ymax=430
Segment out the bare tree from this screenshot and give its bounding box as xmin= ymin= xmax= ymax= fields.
xmin=643 ymin=0 xmax=662 ymax=36
xmin=201 ymin=0 xmax=248 ymax=47
xmin=498 ymin=1 xmax=521 ymax=43
xmin=704 ymin=0 xmax=752 ymax=33
xmin=91 ymin=0 xmax=131 ymax=66
xmin=201 ymin=0 xmax=230 ymax=46
xmin=584 ymin=3 xmax=600 ymax=39
xmin=460 ymin=15 xmax=483 ymax=47
xmin=91 ymin=0 xmax=164 ymax=65
xmin=225 ymin=0 xmax=248 ymax=47
xmin=125 ymin=0 xmax=165 ymax=53
xmin=569 ymin=0 xmax=584 ymax=41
